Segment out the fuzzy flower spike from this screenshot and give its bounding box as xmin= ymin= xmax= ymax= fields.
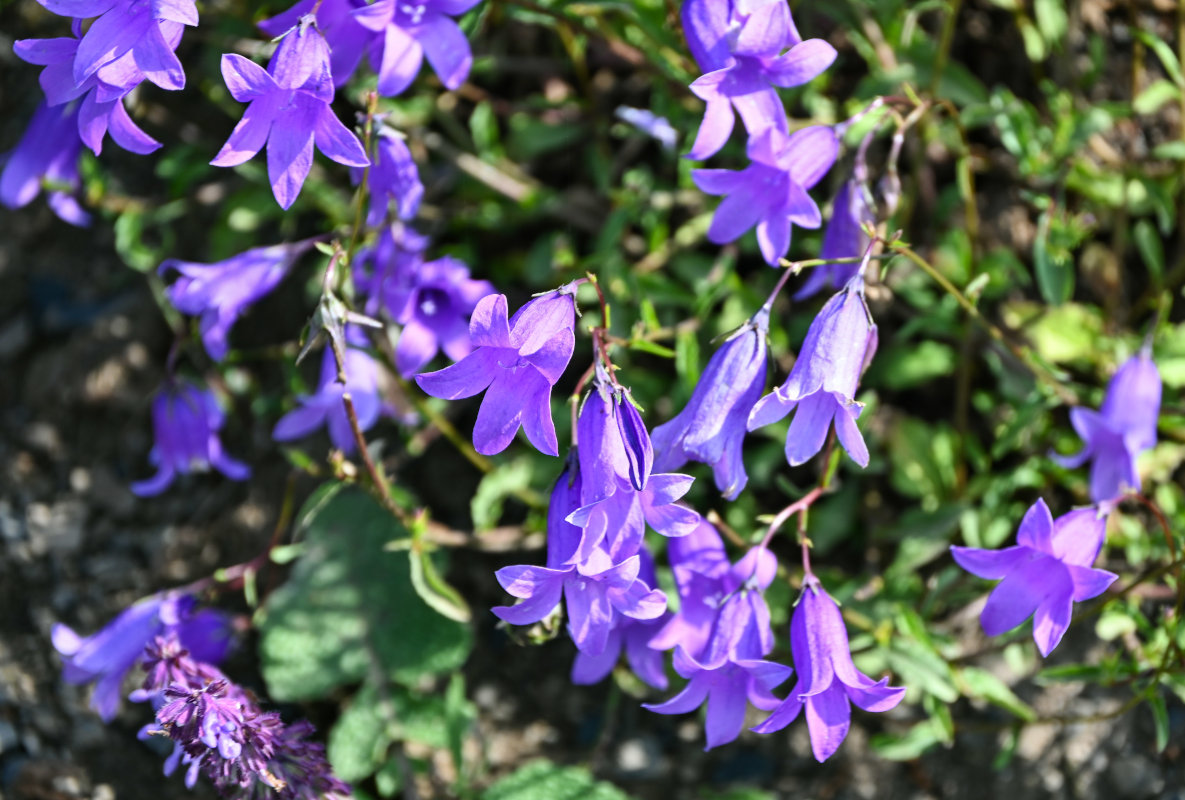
xmin=751 ymin=574 xmax=904 ymax=762
xmin=951 ymin=499 xmax=1118 ymax=657
xmin=748 ymin=272 xmax=877 ymax=467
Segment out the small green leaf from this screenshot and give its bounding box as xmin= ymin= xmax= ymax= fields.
xmin=328 ymin=684 xmax=390 ymax=782
xmin=481 ymin=761 xmax=633 ymax=800
xmin=471 ymin=458 xmax=532 ymax=531
xmin=1149 ymin=691 xmax=1170 ymax=753
xmin=959 ymin=666 xmax=1037 ymax=721
xmin=1133 ymin=218 xmax=1165 ymax=282
xmin=1135 ymin=30 xmax=1185 ymax=87
xmin=1134 ymin=79 xmax=1182 ymax=115
xmin=409 ymin=546 xmax=472 ymax=623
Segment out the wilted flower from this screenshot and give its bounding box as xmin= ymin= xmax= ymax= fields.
xmin=749 ymin=275 xmax=876 ymax=467
xmin=210 ymin=19 xmax=369 ymax=209
xmin=751 ymin=574 xmax=904 ymax=761
xmin=132 ymin=379 xmax=251 ymax=496
xmin=682 ymin=0 xmax=836 ymax=159
xmin=51 ymin=593 xmax=231 ymax=721
xmin=416 ymin=285 xmax=577 ymax=456
xmin=693 ymin=126 xmax=839 ymax=265
xmin=794 ymin=178 xmax=874 ymax=300
xmin=951 ymin=499 xmax=1117 ymax=657
xmin=652 ymin=306 xmax=768 ymax=499
xmin=160 ymin=240 xmax=315 ymax=361
xmin=1052 ymin=350 xmax=1162 ymax=503
xmin=0 ymin=100 xmax=90 ymax=226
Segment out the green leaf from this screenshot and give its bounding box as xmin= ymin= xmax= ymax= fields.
xmin=959 ymin=666 xmax=1037 ymax=721
xmin=257 ymin=487 xmax=472 ymax=701
xmin=481 ymin=761 xmax=634 ymax=800
xmin=328 ymin=684 xmax=390 ymax=782
xmin=1150 ymin=691 xmax=1170 ymax=753
xmin=471 ymin=458 xmax=533 ymax=531
xmin=409 ymin=545 xmax=472 ymax=623
xmin=1134 ymin=79 xmax=1182 ymax=115
xmin=1033 ymin=209 xmax=1073 ymax=305
xmin=1133 ymin=218 xmax=1165 ymax=282
xmin=870 ymin=717 xmax=947 ymax=761
xmin=1135 ymin=30 xmax=1185 ymax=87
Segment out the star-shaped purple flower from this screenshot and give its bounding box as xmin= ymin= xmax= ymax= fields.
xmin=350 ymin=0 xmax=484 ymax=96
xmin=652 ymin=306 xmax=768 ymax=500
xmin=0 ymin=100 xmax=90 ymax=226
xmin=1052 ymin=350 xmax=1162 ymax=503
xmin=210 ymin=19 xmax=369 ymax=209
xmin=748 ymin=274 xmax=877 ymax=467
xmin=682 ymin=0 xmax=836 ymax=160
xmin=416 ymin=285 xmax=577 ymax=456
xmin=160 ymin=239 xmax=315 ymax=361
xmin=693 ymin=126 xmax=838 ymax=265
xmin=132 ymin=379 xmax=251 ymax=496
xmin=951 ymin=499 xmax=1118 ymax=657
xmin=751 ymin=574 xmax=905 ymax=762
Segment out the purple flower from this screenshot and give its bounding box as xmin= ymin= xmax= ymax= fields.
xmin=51 ymin=593 xmax=232 ymax=721
xmin=682 ymin=0 xmax=836 ymax=160
xmin=353 ymin=127 xmax=424 ymax=227
xmin=350 ymin=0 xmax=483 ymax=96
xmin=748 ymin=275 xmax=876 ymax=467
xmin=1052 ymin=350 xmax=1162 ymax=503
xmin=614 ymin=106 xmax=677 ymax=151
xmin=652 ymin=306 xmax=768 ymax=500
xmin=575 ymin=374 xmax=656 ymax=503
xmin=273 ymin=336 xmax=385 ymax=454
xmin=694 ymin=126 xmax=838 ymax=265
xmin=258 ymin=0 xmax=370 ymax=87
xmin=751 ymin=574 xmax=904 ymax=762
xmin=416 ymin=285 xmax=577 ymax=456
xmin=160 ymin=240 xmax=315 ymax=361
xmin=132 ymin=379 xmax=251 ymax=496
xmin=0 ymin=100 xmax=90 ymax=226
xmin=354 ymin=227 xmax=495 ymax=377
xmin=210 ymin=19 xmax=369 ymax=209
xmin=951 ymin=499 xmax=1118 ymax=656
xmin=794 ymin=178 xmax=874 ymax=300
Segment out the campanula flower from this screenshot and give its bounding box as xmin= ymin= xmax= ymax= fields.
xmin=160 ymin=240 xmax=315 ymax=361
xmin=0 ymin=100 xmax=90 ymax=226
xmin=951 ymin=499 xmax=1117 ymax=657
xmin=272 ymin=335 xmax=384 ymax=454
xmin=1052 ymin=350 xmax=1162 ymax=503
xmin=51 ymin=593 xmax=232 ymax=721
xmin=652 ymin=306 xmax=768 ymax=500
xmin=614 ymin=106 xmax=677 ymax=151
xmin=682 ymin=0 xmax=836 ymax=160
xmin=258 ymin=0 xmax=370 ymax=86
xmin=575 ymin=373 xmax=655 ymax=503
xmin=353 ymin=128 xmax=424 ymax=227
xmin=132 ymin=379 xmax=251 ymax=496
xmin=693 ymin=126 xmax=839 ymax=265
xmin=751 ymin=574 xmax=904 ymax=761
xmin=210 ymin=19 xmax=369 ymax=209
xmin=794 ymin=178 xmax=874 ymax=300
xmin=416 ymin=285 xmax=577 ymax=456
xmin=749 ymin=275 xmax=877 ymax=467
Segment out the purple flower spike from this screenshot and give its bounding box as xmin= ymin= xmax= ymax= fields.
xmin=353 ymin=128 xmax=424 ymax=227
xmin=132 ymin=379 xmax=251 ymax=496
xmin=51 ymin=593 xmax=232 ymax=721
xmin=273 ymin=336 xmax=385 ymax=454
xmin=694 ymin=126 xmax=839 ymax=265
xmin=0 ymin=100 xmax=90 ymax=226
xmin=749 ymin=275 xmax=876 ymax=467
xmin=951 ymin=499 xmax=1118 ymax=657
xmin=350 ymin=0 xmax=483 ymax=96
xmin=683 ymin=0 xmax=837 ymax=160
xmin=794 ymin=178 xmax=875 ymax=300
xmin=751 ymin=575 xmax=904 ymax=762
xmin=652 ymin=306 xmax=769 ymax=500
xmin=416 ymin=285 xmax=577 ymax=456
xmin=210 ymin=19 xmax=369 ymax=209
xmin=160 ymin=240 xmax=314 ymax=361
xmin=1052 ymin=350 xmax=1162 ymax=503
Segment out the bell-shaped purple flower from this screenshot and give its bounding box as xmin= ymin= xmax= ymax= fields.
xmin=694 ymin=126 xmax=839 ymax=265
xmin=272 ymin=336 xmax=385 ymax=454
xmin=353 ymin=128 xmax=424 ymax=227
xmin=951 ymin=499 xmax=1118 ymax=657
xmin=682 ymin=0 xmax=836 ymax=160
xmin=51 ymin=593 xmax=232 ymax=721
xmin=0 ymin=100 xmax=90 ymax=226
xmin=258 ymin=0 xmax=370 ymax=86
xmin=576 ymin=373 xmax=655 ymax=503
xmin=210 ymin=19 xmax=369 ymax=209
xmin=749 ymin=275 xmax=877 ymax=467
xmin=1052 ymin=350 xmax=1162 ymax=503
xmin=349 ymin=0 xmax=483 ymax=96
xmin=751 ymin=574 xmax=905 ymax=762
xmin=132 ymin=379 xmax=251 ymax=496
xmin=652 ymin=306 xmax=768 ymax=500
xmin=416 ymin=285 xmax=577 ymax=456
xmin=160 ymin=240 xmax=315 ymax=361
xmin=794 ymin=178 xmax=874 ymax=300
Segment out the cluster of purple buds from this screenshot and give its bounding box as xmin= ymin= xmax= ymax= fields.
xmin=137 ymin=635 xmax=349 ymax=798
xmin=133 ymin=378 xmax=251 ymax=496
xmin=682 ymin=0 xmax=839 ymax=265
xmin=1052 ymin=349 xmax=1162 ymax=503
